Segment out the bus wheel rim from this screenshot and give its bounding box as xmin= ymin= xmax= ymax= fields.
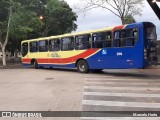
xmin=79 ymin=63 xmax=85 ymax=71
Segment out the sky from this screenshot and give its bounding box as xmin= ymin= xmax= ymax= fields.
xmin=64 ymin=0 xmax=160 ymax=39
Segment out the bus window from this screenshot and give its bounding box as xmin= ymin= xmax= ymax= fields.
xmin=147 ymin=27 xmax=157 ymax=40
xmin=75 ymin=34 xmax=91 ymax=50
xmin=30 ymin=41 xmax=38 ymax=52
xmin=22 ymin=42 xmax=28 ymax=57
xmin=114 ymin=29 xmax=138 ymax=47
xmin=113 ymin=31 xmax=121 ymax=47
xmin=120 ymin=30 xmax=127 ymax=47
xmin=39 ymin=40 xmax=48 ymax=52
xmin=92 ymin=32 xmax=111 ymax=48
xmin=125 ymin=29 xmax=138 ymax=47
xmin=49 ymin=39 xmax=60 ymax=51
xmin=61 ymin=37 xmax=74 ymax=51
xmin=106 ymin=32 xmax=112 ymax=47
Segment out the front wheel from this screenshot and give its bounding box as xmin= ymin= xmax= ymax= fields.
xmin=77 ymin=60 xmax=89 ymax=73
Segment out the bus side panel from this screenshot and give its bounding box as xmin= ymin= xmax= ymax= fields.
xmin=38 ymin=63 xmax=76 ymax=68
xmin=87 ymin=48 xmax=143 ymax=69
xmin=38 ymin=49 xmax=99 ymax=68
xmin=87 ymin=26 xmax=144 ymax=69
xmin=22 ymin=58 xmax=32 ymax=67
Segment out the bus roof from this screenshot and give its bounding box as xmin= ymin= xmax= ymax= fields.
xmin=22 ymin=22 xmax=147 ymax=43
xmin=22 ymin=26 xmax=114 ymax=43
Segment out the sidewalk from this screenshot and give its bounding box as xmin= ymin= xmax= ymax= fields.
xmin=0 ymin=62 xmax=23 ymax=69
xmin=147 ymin=64 xmax=160 ymax=69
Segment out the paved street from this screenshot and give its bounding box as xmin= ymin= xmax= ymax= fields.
xmin=0 ymin=66 xmax=84 ymax=120
xmin=0 ymin=64 xmax=160 ymax=120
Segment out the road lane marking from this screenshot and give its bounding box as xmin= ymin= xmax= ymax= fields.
xmin=83 ymin=100 xmax=160 ymax=108
xmin=84 ymin=86 xmax=160 ymax=91
xmin=84 ymin=81 xmax=160 ymax=85
xmin=83 ymin=92 xmax=160 ymax=98
xmin=83 ymin=75 xmax=160 ymax=113
xmin=85 ymin=78 xmax=160 ymax=81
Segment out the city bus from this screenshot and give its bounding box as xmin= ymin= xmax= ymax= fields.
xmin=21 ymin=22 xmax=158 ymax=73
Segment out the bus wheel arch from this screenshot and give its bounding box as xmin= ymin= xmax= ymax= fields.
xmin=76 ymin=59 xmax=89 ymax=73
xmin=31 ymin=59 xmax=39 ymax=69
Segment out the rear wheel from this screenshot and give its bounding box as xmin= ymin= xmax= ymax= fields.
xmin=77 ymin=60 xmax=89 ymax=73
xmin=34 ymin=60 xmax=39 ymax=69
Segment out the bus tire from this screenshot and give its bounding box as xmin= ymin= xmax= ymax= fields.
xmin=34 ymin=60 xmax=39 ymax=69
xmin=77 ymin=60 xmax=89 ymax=73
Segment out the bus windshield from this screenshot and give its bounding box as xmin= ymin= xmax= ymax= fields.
xmin=22 ymin=43 xmax=28 ymax=57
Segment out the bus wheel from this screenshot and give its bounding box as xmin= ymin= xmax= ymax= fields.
xmin=34 ymin=60 xmax=39 ymax=69
xmin=77 ymin=60 xmax=89 ymax=73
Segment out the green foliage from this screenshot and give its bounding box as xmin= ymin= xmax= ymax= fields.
xmin=0 ymin=0 xmax=77 ymax=53
xmin=0 ymin=0 xmax=9 ymax=22
xmin=10 ymin=5 xmax=43 ymax=39
xmin=39 ymin=0 xmax=78 ymax=36
xmin=19 ymin=0 xmax=78 ymax=37
xmin=123 ymin=14 xmax=136 ymax=24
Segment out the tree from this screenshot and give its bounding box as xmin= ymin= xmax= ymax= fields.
xmin=0 ymin=0 xmax=77 ymax=67
xmin=0 ymin=0 xmax=43 ymax=67
xmin=0 ymin=0 xmax=13 ymax=67
xmin=39 ymin=0 xmax=77 ymax=37
xmin=123 ymin=14 xmax=136 ymax=24
xmin=16 ymin=0 xmax=77 ymax=37
xmin=76 ymin=0 xmax=143 ymax=24
xmin=6 ymin=0 xmax=77 ymax=54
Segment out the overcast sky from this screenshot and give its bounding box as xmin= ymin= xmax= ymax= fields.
xmin=65 ymin=0 xmax=160 ymax=39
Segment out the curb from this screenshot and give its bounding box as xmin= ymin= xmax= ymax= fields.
xmin=0 ymin=63 xmax=22 ymax=69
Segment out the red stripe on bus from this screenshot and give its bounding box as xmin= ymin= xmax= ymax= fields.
xmin=22 ymin=49 xmax=99 ymax=64
xmin=22 ymin=59 xmax=31 ymax=63
xmin=113 ymin=25 xmax=125 ymax=31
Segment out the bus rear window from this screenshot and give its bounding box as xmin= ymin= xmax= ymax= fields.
xmin=147 ymin=27 xmax=157 ymax=40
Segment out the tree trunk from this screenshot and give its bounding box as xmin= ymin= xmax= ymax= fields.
xmin=42 ymin=28 xmax=49 ymax=37
xmin=1 ymin=6 xmax=12 ymax=67
xmin=121 ymin=17 xmax=125 ymax=25
xmin=2 ymin=46 xmax=6 ymax=67
xmin=14 ymin=50 xmax=18 ymax=58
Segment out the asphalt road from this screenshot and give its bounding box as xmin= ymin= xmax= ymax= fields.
xmin=0 ymin=64 xmax=160 ymax=120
